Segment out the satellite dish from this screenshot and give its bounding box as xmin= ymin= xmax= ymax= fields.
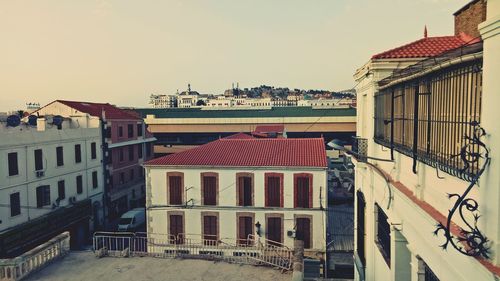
xmin=6 ymin=115 xmax=21 ymax=127
xmin=28 ymin=115 xmax=38 ymax=126
xmin=52 ymin=115 xmax=63 ymax=126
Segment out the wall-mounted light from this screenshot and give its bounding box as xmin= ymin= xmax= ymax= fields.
xmin=255 ymin=221 xmax=261 ymax=237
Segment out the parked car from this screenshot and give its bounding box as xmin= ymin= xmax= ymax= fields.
xmin=117 ymin=208 xmax=145 ymax=232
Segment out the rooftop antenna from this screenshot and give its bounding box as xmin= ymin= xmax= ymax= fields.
xmin=424 ymin=25 xmax=428 ymax=38
xmin=188 ymin=83 xmax=191 ymax=92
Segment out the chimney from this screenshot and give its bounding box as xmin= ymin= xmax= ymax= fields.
xmin=453 ymin=0 xmax=486 ymax=38
xmin=37 ymin=118 xmax=46 ymax=131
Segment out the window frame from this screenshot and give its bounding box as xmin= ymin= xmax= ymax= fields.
xmin=56 ymin=146 xmax=64 ymax=167
xmin=10 ymin=192 xmax=21 ymax=217
xmin=375 ymin=204 xmax=391 ymax=266
xmin=58 ymin=180 xmax=66 ymax=200
xmin=91 ymin=142 xmax=97 ymax=160
xmin=36 ymin=185 xmax=51 ymax=208
xmin=76 ymin=175 xmax=83 ymax=194
xmin=74 ymin=144 xmax=82 ymax=163
xmin=167 ymin=172 xmax=184 ymax=205
xmin=236 ymin=172 xmax=254 ymax=207
xmin=92 ymin=171 xmax=98 ymax=189
xmin=34 ymin=149 xmax=43 ymax=171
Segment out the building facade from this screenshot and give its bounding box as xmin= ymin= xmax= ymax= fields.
xmin=144 ymin=137 xmax=328 ymax=258
xmin=149 ymin=94 xmax=177 ymax=108
xmin=0 ymin=115 xmax=103 ymax=257
xmin=352 ymin=1 xmax=500 ymax=280
xmin=33 ymin=100 xmax=156 ymax=226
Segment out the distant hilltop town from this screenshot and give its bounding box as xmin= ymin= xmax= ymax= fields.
xmin=149 ymin=84 xmax=356 ymax=109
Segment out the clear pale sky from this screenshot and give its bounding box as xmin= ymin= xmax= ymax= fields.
xmin=0 ymin=0 xmax=470 ymax=111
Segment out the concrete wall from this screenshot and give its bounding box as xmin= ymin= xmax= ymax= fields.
xmin=146 ymin=166 xmax=328 ymax=253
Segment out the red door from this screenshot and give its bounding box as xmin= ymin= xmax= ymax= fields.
xmin=169 ymin=215 xmax=184 ymax=244
xmin=267 ymin=217 xmax=282 ymax=246
xmin=296 ymin=218 xmax=311 ymax=249
xmin=203 ymin=215 xmax=217 ymax=245
xmin=238 ymin=216 xmax=253 ymax=245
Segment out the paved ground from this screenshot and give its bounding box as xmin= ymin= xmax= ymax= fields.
xmin=25 ymin=251 xmax=292 ymax=281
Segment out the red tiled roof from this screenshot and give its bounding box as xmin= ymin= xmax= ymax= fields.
xmin=372 ymin=35 xmax=469 ymax=59
xmin=57 ymin=100 xmax=140 ymax=120
xmin=223 ymin=133 xmax=255 ymax=139
xmin=145 ymin=138 xmax=327 ymax=168
xmin=254 ymin=125 xmax=285 ymax=133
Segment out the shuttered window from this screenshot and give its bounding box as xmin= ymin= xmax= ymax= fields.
xmin=265 ymin=174 xmax=283 ymax=207
xmin=8 ymin=152 xmax=18 ymax=176
xmin=10 ymin=192 xmax=21 ymax=217
xmin=34 ymin=149 xmax=43 ymax=171
xmin=237 ymin=175 xmax=253 ymax=206
xmin=56 ymin=146 xmax=64 ymax=166
xmin=202 ymin=174 xmax=217 ymax=206
xmin=169 ymin=214 xmax=184 ymax=244
xmin=238 ymin=216 xmax=253 ymax=245
xmin=203 ymin=215 xmax=218 ymax=243
xmin=169 ymin=175 xmax=183 ymax=205
xmin=76 ymin=175 xmax=83 ymax=194
xmin=294 ymin=174 xmax=312 ymax=208
xmin=75 ymin=144 xmax=82 ymax=163
xmin=267 ymin=217 xmax=282 ymax=245
xmin=36 ymin=185 xmax=50 ymax=208
xmin=376 ymin=204 xmax=391 ymax=265
xmin=296 ymin=217 xmax=311 ymax=249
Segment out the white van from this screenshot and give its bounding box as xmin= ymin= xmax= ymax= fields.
xmin=117 ymin=208 xmax=145 ymax=232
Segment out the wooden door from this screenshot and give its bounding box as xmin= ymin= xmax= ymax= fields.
xmin=296 ymin=177 xmax=310 ymax=208
xmin=296 ymin=218 xmax=311 ymax=249
xmin=267 ymin=177 xmax=281 ymax=207
xmin=238 ymin=216 xmax=253 ymax=245
xmin=267 ymin=217 xmax=282 ymax=245
xmin=169 ymin=176 xmax=182 ymax=205
xmin=169 ymin=215 xmax=184 ymax=244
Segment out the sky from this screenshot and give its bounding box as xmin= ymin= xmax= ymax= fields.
xmin=0 ymin=0 xmax=470 ymax=111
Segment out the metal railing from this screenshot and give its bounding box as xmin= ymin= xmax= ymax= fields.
xmin=92 ymin=232 xmax=293 ymax=270
xmin=0 ymin=232 xmax=70 ymax=281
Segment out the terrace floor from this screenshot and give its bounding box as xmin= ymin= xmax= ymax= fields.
xmin=25 ymin=251 xmax=292 ymax=281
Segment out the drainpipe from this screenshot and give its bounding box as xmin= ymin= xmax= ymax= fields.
xmin=100 ymin=112 xmax=108 ymax=230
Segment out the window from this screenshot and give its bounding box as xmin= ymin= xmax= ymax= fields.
xmin=424 ymin=261 xmax=440 ymax=281
xmin=91 ymin=142 xmax=97 ymax=159
xmin=376 ymin=204 xmax=391 ymax=265
xmin=201 ymin=173 xmax=218 ymax=206
xmin=130 ymin=169 xmax=134 ymax=181
xmin=58 ymin=180 xmax=65 ymax=200
xmin=137 ymin=124 xmax=143 ymax=137
xmin=202 ymin=214 xmax=218 ymax=244
xmin=128 ymin=124 xmax=134 ymax=138
xmin=34 ymin=149 xmax=43 ymax=171
xmin=137 ymin=144 xmax=143 ymax=159
xmin=294 ymin=173 xmax=312 ymax=208
xmin=56 ymin=146 xmax=64 ymax=166
xmin=118 ymin=126 xmax=123 ymax=137
xmin=76 ymin=175 xmax=83 ymax=194
xmin=296 ymin=217 xmax=312 ymax=249
xmin=128 ymin=145 xmax=134 ymax=161
xmin=92 ymin=171 xmax=98 ymax=188
xmin=146 ymin=143 xmax=152 ymax=157
xmin=237 ymin=214 xmax=254 ymax=245
xmin=36 ymin=185 xmax=51 ymax=208
xmin=374 ymin=60 xmax=483 ymax=179
xmin=356 ymin=191 xmax=366 ymax=266
xmin=10 ymin=192 xmax=21 ymax=216
xmin=8 ymin=152 xmax=18 ymax=176
xmin=266 ymin=215 xmax=283 ymax=245
xmin=237 ymin=173 xmax=253 ymax=206
xmin=119 ymin=148 xmax=124 ymax=162
xmin=265 ymin=173 xmax=283 ymax=207
xmin=168 ymin=173 xmax=183 ymax=205
xmin=75 ymin=144 xmax=82 ymax=163
xmin=169 ymin=213 xmax=184 ymax=244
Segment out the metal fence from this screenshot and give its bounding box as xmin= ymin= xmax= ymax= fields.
xmin=374 ymin=58 xmax=483 ymax=181
xmin=92 ymin=232 xmax=293 ymax=271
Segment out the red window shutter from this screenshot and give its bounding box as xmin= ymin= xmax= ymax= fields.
xmin=203 ymin=216 xmax=217 ymax=241
xmin=295 ymin=174 xmax=312 ymax=208
xmin=296 ymin=218 xmax=311 ymax=248
xmin=267 ymin=217 xmax=282 ymax=245
xmin=267 ymin=177 xmax=281 ymax=207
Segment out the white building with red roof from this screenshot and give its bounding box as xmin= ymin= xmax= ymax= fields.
xmin=144 ymin=137 xmax=328 ymax=258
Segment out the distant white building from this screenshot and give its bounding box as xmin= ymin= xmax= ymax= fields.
xmin=144 ymin=136 xmax=328 ymax=258
xmin=0 ymin=114 xmax=104 ymax=257
xmin=149 ymin=94 xmax=177 ymax=108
